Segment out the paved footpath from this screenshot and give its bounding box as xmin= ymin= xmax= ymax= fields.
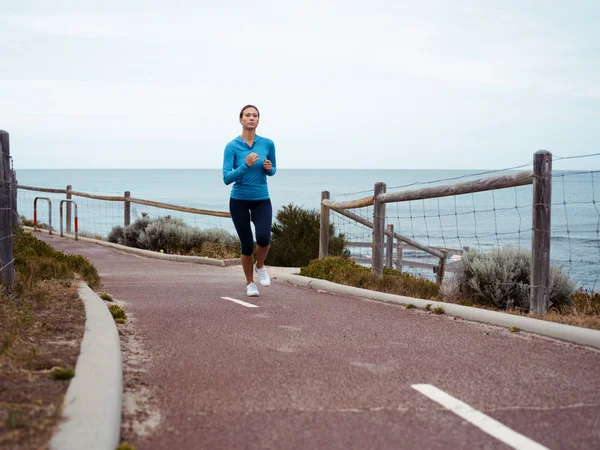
xmin=39 ymin=234 xmax=600 ymax=450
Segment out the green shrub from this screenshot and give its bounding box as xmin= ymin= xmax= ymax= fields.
xmin=299 ymin=255 xmax=355 ymax=280
xmin=266 ymin=204 xmax=350 ymax=267
xmin=442 ymin=246 xmax=575 ymax=311
xmin=108 ymin=304 xmax=126 ymax=321
xmin=300 ymin=256 xmax=439 ymax=299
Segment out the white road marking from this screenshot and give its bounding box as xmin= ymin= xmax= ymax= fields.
xmin=220 ymin=297 xmax=259 ymax=308
xmin=411 ymin=384 xmax=550 ymax=450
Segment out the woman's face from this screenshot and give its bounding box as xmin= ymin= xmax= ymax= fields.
xmin=240 ymin=108 xmax=259 ymax=129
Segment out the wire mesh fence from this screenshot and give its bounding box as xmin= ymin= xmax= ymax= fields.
xmin=550 ymin=168 xmax=600 ymax=291
xmin=327 ymin=153 xmax=600 ymax=294
xmin=16 ymin=186 xmax=235 ymax=241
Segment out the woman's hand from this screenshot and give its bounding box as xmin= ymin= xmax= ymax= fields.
xmin=245 ymin=152 xmax=259 ymax=167
xmin=263 ymin=159 xmax=272 ymax=172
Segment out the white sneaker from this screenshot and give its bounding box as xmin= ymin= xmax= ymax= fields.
xmin=255 ymin=265 xmax=271 ymax=287
xmin=246 ymin=282 xmax=259 ymax=297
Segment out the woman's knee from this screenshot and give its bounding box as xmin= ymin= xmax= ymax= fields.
xmin=240 ymin=240 xmax=254 ymax=256
xmin=255 ymin=233 xmax=271 ymax=248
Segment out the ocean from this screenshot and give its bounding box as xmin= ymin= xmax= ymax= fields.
xmin=13 ymin=168 xmax=600 ymax=290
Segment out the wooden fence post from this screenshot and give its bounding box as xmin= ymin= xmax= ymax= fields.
xmin=531 ymin=150 xmax=552 ymax=315
xmin=0 ymin=130 xmax=14 ymax=289
xmin=386 ymin=224 xmax=394 ymax=269
xmin=396 ymin=243 xmax=403 ymax=272
xmin=11 ymin=168 xmax=17 ymax=230
xmin=372 ymin=182 xmax=386 ymax=277
xmin=124 ymin=191 xmax=131 ymax=228
xmin=66 ymin=185 xmax=72 ymax=233
xmin=319 ymin=191 xmax=330 ymax=258
xmin=436 ymin=249 xmax=448 ymax=284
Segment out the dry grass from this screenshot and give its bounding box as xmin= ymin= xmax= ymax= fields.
xmin=196 ymin=241 xmax=240 ymax=260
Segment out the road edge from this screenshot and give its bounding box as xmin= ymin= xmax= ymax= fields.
xmin=50 ymin=282 xmax=123 ymax=450
xmin=271 ymin=270 xmax=600 ymax=351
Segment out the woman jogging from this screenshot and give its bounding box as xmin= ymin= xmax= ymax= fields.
xmin=222 ymin=105 xmax=277 ymax=297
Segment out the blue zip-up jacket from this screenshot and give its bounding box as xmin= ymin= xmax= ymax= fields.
xmin=222 ymin=135 xmax=277 ymax=200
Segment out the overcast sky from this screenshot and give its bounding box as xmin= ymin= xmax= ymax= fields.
xmin=1 ymin=0 xmax=599 ymax=170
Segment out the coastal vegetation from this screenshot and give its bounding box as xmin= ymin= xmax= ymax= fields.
xmin=441 ymin=247 xmax=574 ymax=310
xmin=105 ymin=203 xmax=350 ymax=266
xmin=303 ymin=251 xmax=599 ymax=329
xmin=107 ymin=213 xmax=239 ymax=259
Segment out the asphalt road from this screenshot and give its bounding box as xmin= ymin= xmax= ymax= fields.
xmin=38 ymin=234 xmax=600 ymax=450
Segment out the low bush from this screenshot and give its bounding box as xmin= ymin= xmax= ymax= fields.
xmin=107 ymin=225 xmax=124 ymax=244
xmin=442 ymin=246 xmax=575 ymax=311
xmin=107 ymin=213 xmax=240 ymax=259
xmin=266 ymin=204 xmax=350 ymax=267
xmin=300 ymin=256 xmax=439 ymax=299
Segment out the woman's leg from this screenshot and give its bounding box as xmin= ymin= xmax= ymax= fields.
xmin=229 ymin=198 xmax=255 ymax=285
xmin=251 ymin=199 xmax=273 ymax=269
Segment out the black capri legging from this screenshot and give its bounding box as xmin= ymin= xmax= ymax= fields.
xmin=229 ymin=198 xmax=273 ymax=256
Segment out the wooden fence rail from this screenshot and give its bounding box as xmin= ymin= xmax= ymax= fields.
xmin=16 ymin=184 xmax=231 ymax=229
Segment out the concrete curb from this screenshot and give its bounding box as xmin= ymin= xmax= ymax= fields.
xmin=271 ymin=271 xmax=600 ymax=351
xmin=50 ymin=283 xmax=123 ymax=450
xmin=23 ymin=226 xmax=241 ymax=267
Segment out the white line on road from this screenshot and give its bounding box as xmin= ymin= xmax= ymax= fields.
xmin=411 ymin=384 xmax=550 ymax=450
xmin=220 ymin=297 xmax=259 ymax=308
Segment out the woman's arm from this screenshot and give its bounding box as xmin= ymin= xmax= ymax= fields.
xmin=223 ymin=143 xmax=249 ymax=185
xmin=266 ymin=141 xmax=277 ymax=176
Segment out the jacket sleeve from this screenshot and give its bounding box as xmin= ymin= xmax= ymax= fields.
xmin=267 ymin=140 xmax=277 ymax=176
xmin=223 ymin=143 xmax=249 ymax=185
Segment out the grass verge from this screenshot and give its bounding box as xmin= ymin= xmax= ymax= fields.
xmin=0 ymin=229 xmax=96 ymax=449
